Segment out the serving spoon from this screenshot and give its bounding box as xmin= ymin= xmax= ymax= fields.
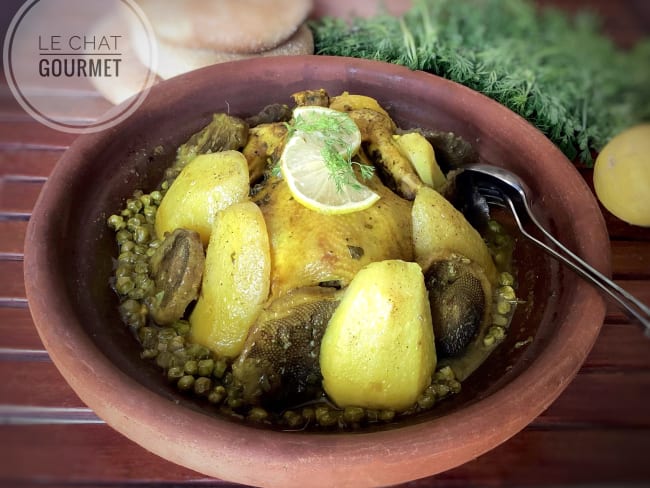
xmin=456 ymin=163 xmax=650 ymax=335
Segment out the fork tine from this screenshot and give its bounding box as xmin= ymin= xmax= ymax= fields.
xmin=475 ymin=184 xmax=507 ymax=208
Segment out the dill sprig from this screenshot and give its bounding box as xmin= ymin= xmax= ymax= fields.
xmin=286 ymin=111 xmax=374 ymax=192
xmin=310 ymin=0 xmax=650 ymax=165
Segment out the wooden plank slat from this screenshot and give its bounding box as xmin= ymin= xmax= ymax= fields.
xmin=0 ymin=308 xmax=44 ymax=351
xmin=604 ymin=280 xmax=650 ymax=323
xmin=0 ymin=260 xmax=25 ymax=299
xmin=0 ymin=149 xmax=61 ymax=178
xmin=1 ymin=425 xmax=649 ymax=486
xmin=611 ymin=241 xmax=650 ymax=279
xmin=0 ymin=178 xmax=44 ymax=215
xmin=0 ymin=424 xmax=208 ymax=484
xmin=0 ymin=361 xmax=83 ymax=409
xmin=0 ymin=220 xmax=27 ymax=256
xmin=585 ymin=322 xmax=650 ymax=370
xmin=433 ymin=428 xmax=650 ymax=487
xmin=0 ymin=121 xmax=76 ymax=150
xmin=536 ymin=370 xmax=650 ymax=428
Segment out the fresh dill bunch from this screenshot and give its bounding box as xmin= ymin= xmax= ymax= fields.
xmin=310 ymin=0 xmax=650 ymax=165
xmin=286 ymin=111 xmax=374 ymax=192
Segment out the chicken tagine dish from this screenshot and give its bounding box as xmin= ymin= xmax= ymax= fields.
xmin=107 ymin=89 xmax=519 ymax=430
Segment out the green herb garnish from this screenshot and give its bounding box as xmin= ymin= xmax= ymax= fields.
xmin=286 ymin=110 xmax=374 ymax=192
xmin=310 ymin=0 xmax=650 ymax=165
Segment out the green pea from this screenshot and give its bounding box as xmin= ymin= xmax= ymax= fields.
xmin=116 ymin=229 xmax=132 ymax=244
xmin=418 ymin=392 xmax=436 ymax=410
xmin=172 ymin=320 xmax=191 ymax=337
xmin=167 ymin=366 xmax=184 ymax=381
xmin=198 ymin=359 xmax=214 ymax=377
xmin=499 ymin=272 xmax=515 ymax=286
xmin=492 ymin=314 xmax=509 ymax=326
xmin=115 ymin=276 xmax=135 ymax=295
xmin=156 ymin=351 xmax=174 ymax=369
xmin=140 ymin=348 xmax=158 ymax=359
xmin=282 ymin=410 xmax=304 ymax=429
xmin=194 ymin=377 xmax=212 ymax=395
xmin=248 ymin=407 xmax=269 ymax=422
xmin=127 ymin=199 xmax=143 ymax=213
xmin=177 ymin=375 xmax=195 ymax=391
xmin=134 ymin=225 xmax=151 ymax=244
xmin=208 ymin=385 xmax=226 ymax=404
xmin=167 ymin=335 xmax=185 ymax=352
xmin=107 ymin=214 xmax=125 ymax=230
xmin=117 ymin=251 xmax=137 ymax=265
xmin=342 ymin=406 xmax=364 ymax=423
xmin=184 ymin=360 xmax=198 ymax=375
xmin=488 ymin=220 xmax=502 ymax=234
xmin=139 ymin=194 xmax=152 ymax=207
xmin=497 ymin=300 xmax=512 ymax=315
xmin=213 ymin=358 xmax=228 ymax=378
xmin=315 ymin=406 xmax=338 ymax=427
xmin=138 ymin=326 xmax=158 ymax=348
xmin=498 ymin=285 xmax=516 ymax=301
xmin=379 ymin=410 xmax=395 ymax=422
xmin=433 ymin=383 xmax=450 ymax=398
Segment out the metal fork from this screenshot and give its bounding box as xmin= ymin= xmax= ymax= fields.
xmin=458 ymin=163 xmax=650 ymax=334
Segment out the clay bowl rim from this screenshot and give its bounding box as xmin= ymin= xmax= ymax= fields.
xmin=24 ymin=55 xmax=608 ymax=488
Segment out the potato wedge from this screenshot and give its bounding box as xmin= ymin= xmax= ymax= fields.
xmin=394 ymin=132 xmax=447 ymax=191
xmin=412 ymin=186 xmax=497 ymax=283
xmin=320 ymin=260 xmax=436 ymax=411
xmin=155 ymin=150 xmax=249 ymax=245
xmin=189 ymin=201 xmax=271 ymax=358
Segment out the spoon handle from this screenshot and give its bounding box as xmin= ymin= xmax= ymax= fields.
xmin=505 ymin=195 xmax=650 ymax=335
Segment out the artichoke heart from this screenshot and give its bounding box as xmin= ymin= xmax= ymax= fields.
xmin=147 ymin=228 xmax=205 ymax=325
xmin=424 ymin=252 xmax=493 ymax=357
xmin=232 ymin=287 xmax=340 ymax=407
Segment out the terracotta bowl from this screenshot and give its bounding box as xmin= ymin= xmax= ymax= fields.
xmin=24 ymin=56 xmax=609 ymax=487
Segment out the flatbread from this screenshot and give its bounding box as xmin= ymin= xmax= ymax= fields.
xmin=133 ymin=23 xmax=314 ymax=80
xmin=136 ymin=0 xmax=313 ymax=54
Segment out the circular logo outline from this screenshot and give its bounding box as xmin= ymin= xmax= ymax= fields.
xmin=3 ymin=0 xmax=158 ymax=134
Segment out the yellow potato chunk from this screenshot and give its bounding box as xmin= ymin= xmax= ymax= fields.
xmin=320 ymin=260 xmax=436 ymax=411
xmin=155 ymin=150 xmax=249 ymax=245
xmin=189 ymin=201 xmax=271 ymax=358
xmin=412 ymin=186 xmax=498 ymax=283
xmin=394 ymin=132 xmax=447 ymax=191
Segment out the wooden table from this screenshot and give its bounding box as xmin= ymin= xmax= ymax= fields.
xmin=1 ymin=1 xmax=649 ymax=486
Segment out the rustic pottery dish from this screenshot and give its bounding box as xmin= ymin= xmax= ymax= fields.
xmin=24 ymin=56 xmax=609 ymax=488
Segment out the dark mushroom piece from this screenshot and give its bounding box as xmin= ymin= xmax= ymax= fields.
xmin=232 ymin=287 xmax=341 ymax=409
xmin=147 ymin=228 xmax=205 ymax=325
xmin=424 ymin=252 xmax=493 ymax=358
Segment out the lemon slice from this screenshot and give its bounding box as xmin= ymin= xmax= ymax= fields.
xmin=280 ymin=106 xmax=379 ymax=215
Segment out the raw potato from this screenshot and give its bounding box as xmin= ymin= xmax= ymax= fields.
xmin=394 ymin=132 xmax=447 ymax=191
xmin=155 ymin=150 xmax=249 ymax=245
xmin=412 ymin=186 xmax=497 ymax=283
xmin=320 ymin=260 xmax=436 ymax=411
xmin=189 ymin=202 xmax=271 ymax=358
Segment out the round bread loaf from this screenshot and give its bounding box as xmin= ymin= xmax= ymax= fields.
xmin=136 ymin=0 xmax=313 ymax=54
xmin=133 ymin=23 xmax=314 ymax=80
xmin=87 ymin=12 xmax=160 ymax=104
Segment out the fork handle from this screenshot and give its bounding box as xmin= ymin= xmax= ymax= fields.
xmin=506 ymin=197 xmax=650 ymax=334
